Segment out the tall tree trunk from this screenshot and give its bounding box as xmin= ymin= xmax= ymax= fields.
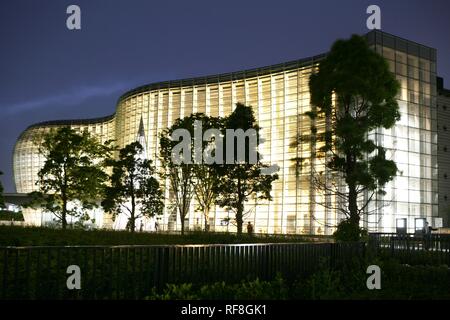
xmin=129 ymin=214 xmax=135 ymax=233
xmin=180 ymin=196 xmax=186 ymax=236
xmin=348 ymin=181 xmax=359 ymax=225
xmin=62 ymin=166 xmax=68 ymax=229
xmin=62 ymin=190 xmax=68 ymax=229
xmin=180 ymin=211 xmax=185 ymax=235
xmin=130 ymin=184 xmax=136 ymax=233
xmin=347 ymin=152 xmax=360 ymax=228
xmin=236 ymin=177 xmax=243 ymax=235
xmin=204 ymin=206 xmax=210 ymax=232
xmin=62 ymin=199 xmax=67 ymax=230
xmin=236 ymin=203 xmax=243 ymax=235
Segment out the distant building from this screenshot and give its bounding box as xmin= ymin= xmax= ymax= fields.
xmin=12 ymin=30 xmax=445 ymax=234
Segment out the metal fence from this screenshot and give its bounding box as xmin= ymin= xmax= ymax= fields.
xmin=0 ymin=242 xmax=364 ymax=300
xmin=150 ymin=230 xmax=334 ymax=242
xmin=368 ymin=233 xmax=450 ymax=265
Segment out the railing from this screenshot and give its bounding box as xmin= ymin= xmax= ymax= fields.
xmin=149 ymin=230 xmax=334 ymax=242
xmin=368 ymin=233 xmax=450 ymax=265
xmin=0 ymin=242 xmax=364 ymax=300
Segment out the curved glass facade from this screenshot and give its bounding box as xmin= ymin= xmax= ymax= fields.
xmin=13 ymin=30 xmax=438 ymax=234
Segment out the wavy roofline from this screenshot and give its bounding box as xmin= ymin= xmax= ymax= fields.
xmin=117 ymin=53 xmax=327 ymax=103
xmin=23 ymin=114 xmax=116 ymax=131
xmin=19 ymin=30 xmax=438 ymax=132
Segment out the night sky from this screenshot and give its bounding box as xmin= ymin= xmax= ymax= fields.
xmin=1 ymin=0 xmax=449 ymax=192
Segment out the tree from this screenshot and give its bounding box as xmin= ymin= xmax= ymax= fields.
xmin=159 ymin=115 xmax=198 ymax=235
xmin=191 ymin=115 xmax=223 ymax=232
xmin=102 ymin=142 xmax=164 ymax=233
xmin=303 ymin=35 xmax=400 ymax=240
xmin=30 ymin=127 xmax=112 ymax=229
xmin=0 ymin=171 xmax=5 ymax=208
xmin=215 ymin=103 xmax=278 ymax=234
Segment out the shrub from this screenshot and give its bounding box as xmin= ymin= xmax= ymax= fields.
xmin=147 ymin=275 xmax=289 ymax=300
xmin=333 ymin=219 xmax=367 ymax=242
xmin=149 ymin=283 xmax=198 ymax=300
xmin=199 ymin=282 xmax=236 ymax=300
xmin=0 ymin=210 xmax=24 ymax=221
xmin=234 ymin=274 xmax=289 ymax=300
xmin=0 ymin=225 xmax=316 ymax=246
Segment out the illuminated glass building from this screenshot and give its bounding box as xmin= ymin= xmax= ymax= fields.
xmin=13 ymin=30 xmax=442 ymax=234
xmin=437 ymin=77 xmax=450 ymax=228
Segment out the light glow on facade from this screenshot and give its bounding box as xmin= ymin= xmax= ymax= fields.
xmin=13 ymin=31 xmax=438 ymax=234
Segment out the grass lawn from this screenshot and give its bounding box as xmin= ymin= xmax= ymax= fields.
xmin=0 ymin=225 xmax=328 ymax=246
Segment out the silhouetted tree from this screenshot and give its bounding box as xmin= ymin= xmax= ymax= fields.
xmin=102 ymin=142 xmax=164 ymax=233
xmin=299 ymin=35 xmax=400 ymax=240
xmin=159 ymin=115 xmax=198 ymax=235
xmin=191 ymin=114 xmax=223 ymax=232
xmin=215 ymin=104 xmax=278 ymax=234
xmin=29 ymin=127 xmax=112 ymax=229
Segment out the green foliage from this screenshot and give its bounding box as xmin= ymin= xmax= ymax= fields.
xmin=159 ymin=107 xmax=278 ymax=235
xmin=198 ymin=281 xmax=236 ymax=300
xmin=150 ymin=283 xmax=197 ymax=300
xmin=146 ymin=260 xmax=450 ymax=300
xmin=72 ymin=217 xmax=95 ymax=230
xmin=191 ymin=114 xmax=223 ymax=232
xmin=372 ymin=259 xmax=450 ymax=299
xmin=234 ymin=273 xmax=289 ymax=300
xmin=159 ymin=114 xmax=200 ymax=235
xmin=102 ymin=142 xmax=164 ymax=232
xmin=27 ymin=127 xmax=112 ymax=229
xmin=215 ymin=103 xmax=278 ymax=234
xmin=333 ymin=219 xmax=368 ymax=242
xmin=0 ymin=228 xmax=448 ymax=300
xmin=148 ymin=274 xmax=289 ymax=300
xmin=0 ymin=210 xmax=24 ymax=221
xmin=305 ymin=35 xmax=400 ymax=234
xmin=304 ymin=267 xmax=344 ymax=300
xmin=0 ymin=225 xmax=315 ymax=246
